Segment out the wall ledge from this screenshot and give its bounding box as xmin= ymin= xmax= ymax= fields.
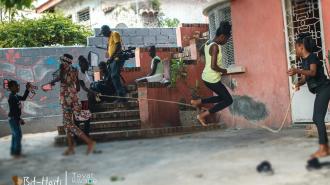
xmin=137 ymin=82 xmax=169 ymax=88
xmin=224 ymin=65 xmax=246 ymax=75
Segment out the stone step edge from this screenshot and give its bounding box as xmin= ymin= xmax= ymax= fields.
xmin=54 ymin=123 xmax=226 ymax=146
xmin=305 ymin=123 xmax=330 ymax=137
xmin=57 ymin=119 xmax=141 ymax=135
xmin=92 ymin=110 xmax=140 ymax=115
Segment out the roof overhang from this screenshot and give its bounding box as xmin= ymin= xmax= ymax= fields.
xmin=36 ymin=0 xmax=62 ymax=13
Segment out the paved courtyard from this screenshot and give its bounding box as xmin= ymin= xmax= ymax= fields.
xmin=1 ymin=127 xmax=330 ymax=185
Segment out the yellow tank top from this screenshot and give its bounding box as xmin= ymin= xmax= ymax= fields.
xmin=202 ymin=42 xmax=223 ymax=83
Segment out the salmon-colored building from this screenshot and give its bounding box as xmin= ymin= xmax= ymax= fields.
xmin=202 ymin=0 xmax=330 ymax=128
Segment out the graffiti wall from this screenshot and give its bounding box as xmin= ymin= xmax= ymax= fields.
xmin=0 ymin=46 xmax=109 ymax=136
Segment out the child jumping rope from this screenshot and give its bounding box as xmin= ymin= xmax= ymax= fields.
xmin=288 ymin=33 xmax=330 ymax=158
xmin=191 ymin=21 xmax=233 ymax=126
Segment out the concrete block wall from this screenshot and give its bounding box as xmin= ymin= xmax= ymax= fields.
xmin=89 ymin=28 xmax=178 ymax=48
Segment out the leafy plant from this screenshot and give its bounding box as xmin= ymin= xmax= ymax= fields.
xmin=170 ymin=58 xmax=187 ymax=87
xmin=0 ymin=13 xmax=92 ymax=48
xmin=0 ymin=0 xmax=33 ymax=21
xmin=159 ymin=17 xmax=180 ymax=28
xmin=150 ymin=0 xmax=161 ymax=11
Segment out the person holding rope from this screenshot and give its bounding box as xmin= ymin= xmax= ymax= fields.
xmin=191 ymin=21 xmax=233 ymax=126
xmin=7 ymin=80 xmax=32 ymax=158
xmin=288 ymin=33 xmax=330 ymax=158
xmin=43 ymin=54 xmax=95 ymax=155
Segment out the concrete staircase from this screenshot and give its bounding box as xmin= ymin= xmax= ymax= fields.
xmin=55 ymin=84 xmax=141 ymax=145
xmin=54 ymin=29 xmax=226 ymax=146
xmin=54 ymin=84 xmax=224 ymax=146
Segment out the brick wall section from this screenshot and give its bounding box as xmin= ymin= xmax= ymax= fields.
xmin=138 ymin=86 xmax=181 ymax=129
xmin=122 ymin=47 xmax=179 ymax=84
xmin=176 ymin=23 xmax=209 ymax=47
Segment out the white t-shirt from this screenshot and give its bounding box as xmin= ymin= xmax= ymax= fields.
xmin=78 ymin=70 xmax=92 ymax=101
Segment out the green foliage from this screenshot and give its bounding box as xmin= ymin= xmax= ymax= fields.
xmin=0 ymin=13 xmax=92 ymax=48
xmin=150 ymin=0 xmax=161 ymax=11
xmin=0 ymin=0 xmax=32 ymax=10
xmin=0 ymin=0 xmax=33 ymax=21
xmin=159 ymin=17 xmax=180 ymax=28
xmin=170 ymin=58 xmax=187 ymax=87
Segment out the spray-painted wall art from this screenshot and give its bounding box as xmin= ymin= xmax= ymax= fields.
xmin=0 ymin=47 xmax=106 ymax=121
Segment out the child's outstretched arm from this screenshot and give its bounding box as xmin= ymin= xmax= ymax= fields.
xmin=18 ymin=83 xmax=31 ymax=101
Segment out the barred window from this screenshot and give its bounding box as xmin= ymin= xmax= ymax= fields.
xmin=77 ymin=8 xmax=90 ymax=22
xmin=208 ymin=5 xmax=235 ymax=67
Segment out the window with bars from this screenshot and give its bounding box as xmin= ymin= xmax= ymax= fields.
xmin=208 ymin=5 xmax=235 ymax=67
xmin=77 ymin=8 xmax=90 ymax=22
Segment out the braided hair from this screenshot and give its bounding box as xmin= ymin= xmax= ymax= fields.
xmin=216 ymin=21 xmax=232 ymax=37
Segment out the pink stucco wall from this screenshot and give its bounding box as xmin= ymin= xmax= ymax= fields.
xmin=218 ymin=0 xmax=292 ymax=128
xmin=321 ymin=0 xmax=330 ymax=74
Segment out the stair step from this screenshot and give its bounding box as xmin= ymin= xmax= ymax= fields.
xmin=57 ymin=119 xmax=141 ymax=135
xmin=305 ymin=123 xmax=330 ymax=137
xmin=92 ymin=110 xmax=140 ymax=121
xmin=93 ymin=101 xmax=139 ymax=112
xmin=55 ymin=124 xmax=225 ymax=146
xmin=126 ymin=84 xmax=137 ymax=92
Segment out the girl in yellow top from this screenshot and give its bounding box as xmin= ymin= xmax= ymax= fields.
xmin=191 ymin=21 xmax=233 ymax=126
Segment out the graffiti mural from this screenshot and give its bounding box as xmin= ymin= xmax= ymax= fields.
xmin=0 ymin=47 xmax=95 ymax=121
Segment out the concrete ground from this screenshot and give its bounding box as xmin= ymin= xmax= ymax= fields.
xmin=1 ymin=127 xmax=330 ymax=185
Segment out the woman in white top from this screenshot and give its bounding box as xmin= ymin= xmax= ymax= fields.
xmin=191 ymin=21 xmax=233 ymax=126
xmin=136 ymin=46 xmax=166 ymax=83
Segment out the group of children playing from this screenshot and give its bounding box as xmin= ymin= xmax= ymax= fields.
xmin=6 ymin=21 xmax=330 ymax=160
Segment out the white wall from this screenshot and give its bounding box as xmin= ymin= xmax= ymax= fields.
xmin=55 ymin=0 xmax=143 ymax=28
xmin=53 ymin=0 xmax=210 ymax=28
xmin=160 ymin=0 xmax=209 ymax=23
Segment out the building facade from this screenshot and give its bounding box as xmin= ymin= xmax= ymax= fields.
xmin=36 ymin=0 xmax=210 ymax=28
xmin=203 ymin=0 xmax=330 ymax=128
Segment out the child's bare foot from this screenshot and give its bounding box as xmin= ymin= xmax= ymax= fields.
xmin=311 ymin=145 xmax=330 ymax=158
xmin=197 ymin=115 xmax=207 ymax=127
xmin=200 ymin=107 xmax=208 ymax=112
xmin=87 ymin=141 xmax=96 ymax=155
xmin=63 ymin=148 xmax=75 ymax=156
xmin=191 ymin=99 xmax=202 ymax=109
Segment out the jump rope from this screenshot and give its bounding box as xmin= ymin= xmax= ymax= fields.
xmin=97 ymin=77 xmax=298 ymax=134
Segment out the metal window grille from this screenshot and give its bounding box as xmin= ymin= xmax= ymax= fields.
xmin=284 ymin=0 xmax=324 ymax=81
xmin=209 ymin=5 xmax=235 ymax=67
xmin=78 ymin=8 xmax=90 ymax=22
